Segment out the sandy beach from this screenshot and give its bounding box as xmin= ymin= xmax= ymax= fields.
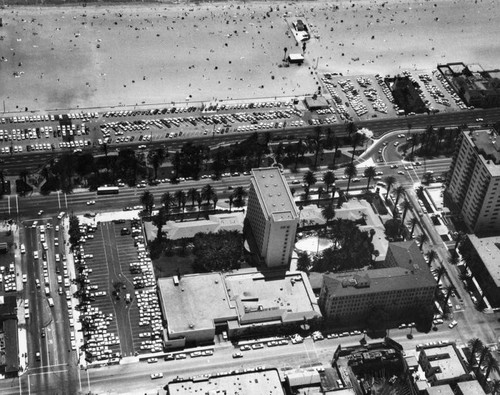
xmin=0 ymin=0 xmax=499 ymax=112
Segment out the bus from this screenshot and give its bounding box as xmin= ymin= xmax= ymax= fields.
xmin=97 ymin=186 xmax=119 ymax=195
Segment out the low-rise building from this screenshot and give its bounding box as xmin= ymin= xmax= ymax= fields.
xmin=157 ymin=269 xmax=321 ymax=348
xmin=456 ymin=380 xmax=487 ymax=395
xmin=418 ymin=344 xmax=471 ymax=386
xmin=319 ymin=241 xmax=436 ymax=326
xmin=425 ymin=384 xmax=454 ymax=395
xmin=166 ymin=368 xmax=285 ymax=395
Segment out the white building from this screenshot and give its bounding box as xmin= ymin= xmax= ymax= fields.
xmin=446 ymin=128 xmax=500 ymax=235
xmin=246 ymin=167 xmax=299 ymax=267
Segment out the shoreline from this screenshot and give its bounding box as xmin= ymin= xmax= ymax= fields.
xmin=1 ymin=0 xmax=498 ymax=113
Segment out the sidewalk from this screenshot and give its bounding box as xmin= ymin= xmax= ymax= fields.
xmin=5 ymin=220 xmax=30 ymax=374
xmin=62 ymin=216 xmax=87 ymax=369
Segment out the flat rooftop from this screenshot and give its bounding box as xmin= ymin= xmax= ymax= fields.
xmin=468 ymin=129 xmax=500 ymax=169
xmin=467 ymin=234 xmax=500 ymax=287
xmin=456 ymin=380 xmax=486 ymax=395
xmin=323 ymin=241 xmax=435 ymax=297
xmin=158 ymin=270 xmax=321 ymax=336
xmin=251 ymin=167 xmax=298 ymax=221
xmin=225 ymin=270 xmax=321 ymax=323
xmin=421 ymin=345 xmax=467 ymax=382
xmin=157 ymin=274 xmax=236 ymax=337
xmin=427 ymin=384 xmax=454 ymax=395
xmin=167 ymin=369 xmax=285 ymax=395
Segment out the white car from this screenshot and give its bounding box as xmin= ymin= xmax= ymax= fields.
xmin=448 ymin=320 xmax=458 ymax=329
xmin=150 ymin=373 xmax=163 ymax=380
xmin=86 ymin=200 xmax=96 ymax=205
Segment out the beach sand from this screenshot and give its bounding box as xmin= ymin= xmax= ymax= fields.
xmin=0 ymin=0 xmax=498 ymax=112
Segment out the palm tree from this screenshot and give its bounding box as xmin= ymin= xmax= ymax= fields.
xmin=363 ymin=166 xmax=376 ymax=192
xmin=303 ymin=171 xmax=317 ymax=189
xmin=330 ymin=136 xmax=341 ymax=170
xmin=384 ymin=175 xmax=396 ymax=200
xmin=140 ymin=190 xmax=155 ymax=216
xmin=416 ymin=233 xmax=428 ymax=250
xmin=434 ymin=266 xmax=447 ymax=284
xmin=147 ymin=147 xmax=167 ymax=179
xmin=485 ymin=354 xmax=500 ymax=383
xmin=228 ymin=195 xmax=234 ymax=212
xmin=467 ymin=338 xmax=485 ymax=366
xmin=426 ymin=249 xmax=438 ymax=267
xmin=401 ymin=199 xmax=412 ymax=222
xmin=187 ymin=188 xmax=199 ymax=208
xmin=161 ymin=191 xmax=175 ymax=213
xmin=408 ymin=217 xmax=419 ymax=238
xmin=232 ymin=186 xmax=247 ymax=208
xmin=393 ymin=185 xmax=405 ymax=209
xmin=454 ymin=230 xmax=466 ymax=250
xmin=19 ymin=168 xmax=29 ymax=184
xmin=490 ymin=379 xmax=500 ymax=395
xmin=478 ymin=347 xmax=492 ymax=370
xmin=202 ymin=184 xmax=214 ymax=205
xmin=212 ymin=192 xmax=218 ymax=211
xmin=349 ymin=132 xmax=365 ymax=163
xmin=283 ymin=47 xmax=288 ymax=61
xmin=321 ymin=203 xmax=336 ymax=231
xmin=196 ymin=194 xmax=204 ymax=219
xmin=346 ymin=121 xmax=357 ymax=136
xmin=410 ymin=133 xmax=420 ymax=157
xmin=323 ymin=171 xmax=336 ymax=195
xmin=152 ymin=207 xmax=168 ymax=239
xmin=344 ymin=162 xmax=357 ymax=195
xmin=317 ymin=186 xmax=324 ymax=203
xmin=310 ymin=127 xmax=323 ymax=169
xmin=175 ymin=190 xmax=186 ymax=208
xmin=448 ymin=249 xmax=460 ymax=266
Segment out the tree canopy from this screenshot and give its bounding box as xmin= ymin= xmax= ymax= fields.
xmin=192 ymin=230 xmax=243 ymax=272
xmin=312 ymin=219 xmax=374 ymax=272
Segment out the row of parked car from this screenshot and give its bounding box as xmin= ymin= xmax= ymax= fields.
xmin=338 ymin=79 xmax=369 ymax=117
xmin=102 ymin=101 xmax=293 ymax=120
xmin=418 ymin=73 xmax=450 ymax=107
xmin=8 ymin=112 xmax=98 ymax=124
xmin=136 ymin=289 xmax=163 ymax=353
xmin=434 ymin=71 xmax=469 ymax=109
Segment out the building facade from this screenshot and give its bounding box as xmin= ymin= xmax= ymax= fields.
xmin=446 ymin=129 xmax=500 ymax=235
xmin=461 ymin=234 xmax=500 ymax=308
xmin=319 ymin=241 xmax=436 ymax=326
xmin=246 ymin=167 xmax=299 ymax=267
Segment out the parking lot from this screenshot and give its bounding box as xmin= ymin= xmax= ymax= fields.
xmin=77 ymin=219 xmax=163 ymax=363
xmin=0 ymin=100 xmax=304 ymax=155
xmin=319 ymin=69 xmax=466 ymax=122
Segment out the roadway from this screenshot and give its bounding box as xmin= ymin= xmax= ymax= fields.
xmin=1 ymin=105 xmax=500 ymax=176
xmin=0 ymin=153 xmax=453 ymax=221
xmin=16 ymin=220 xmax=79 ymax=395
xmin=74 ymin=325 xmax=474 ymax=395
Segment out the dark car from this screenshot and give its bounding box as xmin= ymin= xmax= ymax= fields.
xmin=121 ymin=227 xmax=131 ymax=236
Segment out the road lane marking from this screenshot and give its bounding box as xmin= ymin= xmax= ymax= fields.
xmin=29 ymin=369 xmax=68 ymax=376
xmin=30 ymin=362 xmax=69 ymax=371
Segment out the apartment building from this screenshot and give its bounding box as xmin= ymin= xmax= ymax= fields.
xmin=446 ymin=128 xmax=500 ymax=235
xmin=319 ymin=241 xmax=436 ymax=326
xmin=246 ymin=167 xmax=299 ymax=267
